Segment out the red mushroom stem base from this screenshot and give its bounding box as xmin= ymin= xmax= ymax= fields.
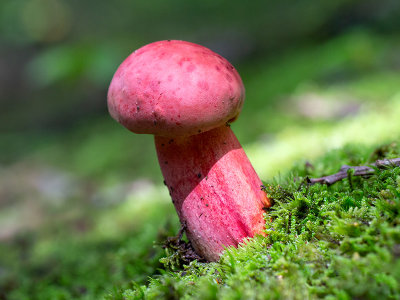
xmin=155 ymin=126 xmax=270 ymax=261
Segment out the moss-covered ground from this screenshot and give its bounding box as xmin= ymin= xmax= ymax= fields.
xmin=115 ymin=143 xmax=400 ymax=299
xmin=1 ymin=30 xmax=400 ymax=299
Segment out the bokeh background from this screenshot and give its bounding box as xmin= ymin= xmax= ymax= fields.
xmin=1 ymin=0 xmax=400 ymax=298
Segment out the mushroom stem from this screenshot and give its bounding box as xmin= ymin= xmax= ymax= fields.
xmin=155 ymin=125 xmax=270 ymax=261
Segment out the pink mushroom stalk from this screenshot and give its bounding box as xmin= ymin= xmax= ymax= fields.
xmin=107 ymin=40 xmax=270 ymax=261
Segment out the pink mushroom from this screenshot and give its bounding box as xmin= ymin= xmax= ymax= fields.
xmin=108 ymin=40 xmax=270 ymax=261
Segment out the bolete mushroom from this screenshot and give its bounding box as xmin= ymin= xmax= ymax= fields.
xmin=108 ymin=40 xmax=270 ymax=261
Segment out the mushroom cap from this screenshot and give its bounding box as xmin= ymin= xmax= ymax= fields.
xmin=107 ymin=40 xmax=245 ymax=137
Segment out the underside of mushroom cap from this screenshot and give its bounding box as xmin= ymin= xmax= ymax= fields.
xmin=107 ymin=40 xmax=245 ymax=137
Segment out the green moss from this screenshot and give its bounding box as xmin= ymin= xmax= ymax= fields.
xmin=111 ymin=145 xmax=400 ymax=300
xmin=0 ymin=191 xmax=178 ymax=300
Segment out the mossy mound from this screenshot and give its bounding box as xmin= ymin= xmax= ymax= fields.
xmin=111 ymin=144 xmax=400 ymax=300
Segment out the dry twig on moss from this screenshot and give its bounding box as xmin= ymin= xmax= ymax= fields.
xmin=308 ymin=158 xmax=400 ymax=186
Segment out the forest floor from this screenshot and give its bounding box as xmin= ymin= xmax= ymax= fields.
xmin=1 ymin=30 xmax=400 ymax=299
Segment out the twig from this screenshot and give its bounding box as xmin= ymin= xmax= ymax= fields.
xmin=308 ymin=158 xmax=400 ymax=186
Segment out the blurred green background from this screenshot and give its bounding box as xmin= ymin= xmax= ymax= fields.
xmin=1 ymin=0 xmax=400 ymax=299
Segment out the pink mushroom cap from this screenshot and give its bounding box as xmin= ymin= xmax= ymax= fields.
xmin=107 ymin=40 xmax=245 ymax=137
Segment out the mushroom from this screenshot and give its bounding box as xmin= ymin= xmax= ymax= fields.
xmin=107 ymin=40 xmax=270 ymax=261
